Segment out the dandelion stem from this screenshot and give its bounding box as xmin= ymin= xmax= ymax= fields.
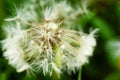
xmin=78 ymin=67 xmax=82 ymax=80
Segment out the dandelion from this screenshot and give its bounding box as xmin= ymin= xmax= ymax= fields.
xmin=1 ymin=0 xmax=97 ymax=77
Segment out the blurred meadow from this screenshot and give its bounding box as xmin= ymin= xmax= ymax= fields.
xmin=0 ymin=0 xmax=120 ymax=80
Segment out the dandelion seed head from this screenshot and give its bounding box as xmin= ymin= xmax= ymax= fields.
xmin=1 ymin=0 xmax=97 ymax=76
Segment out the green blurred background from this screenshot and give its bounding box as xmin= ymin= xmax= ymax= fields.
xmin=0 ymin=0 xmax=120 ymax=80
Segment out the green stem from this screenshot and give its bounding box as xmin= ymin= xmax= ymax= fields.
xmin=78 ymin=68 xmax=82 ymax=80
xmin=50 ymin=70 xmax=60 ymax=80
